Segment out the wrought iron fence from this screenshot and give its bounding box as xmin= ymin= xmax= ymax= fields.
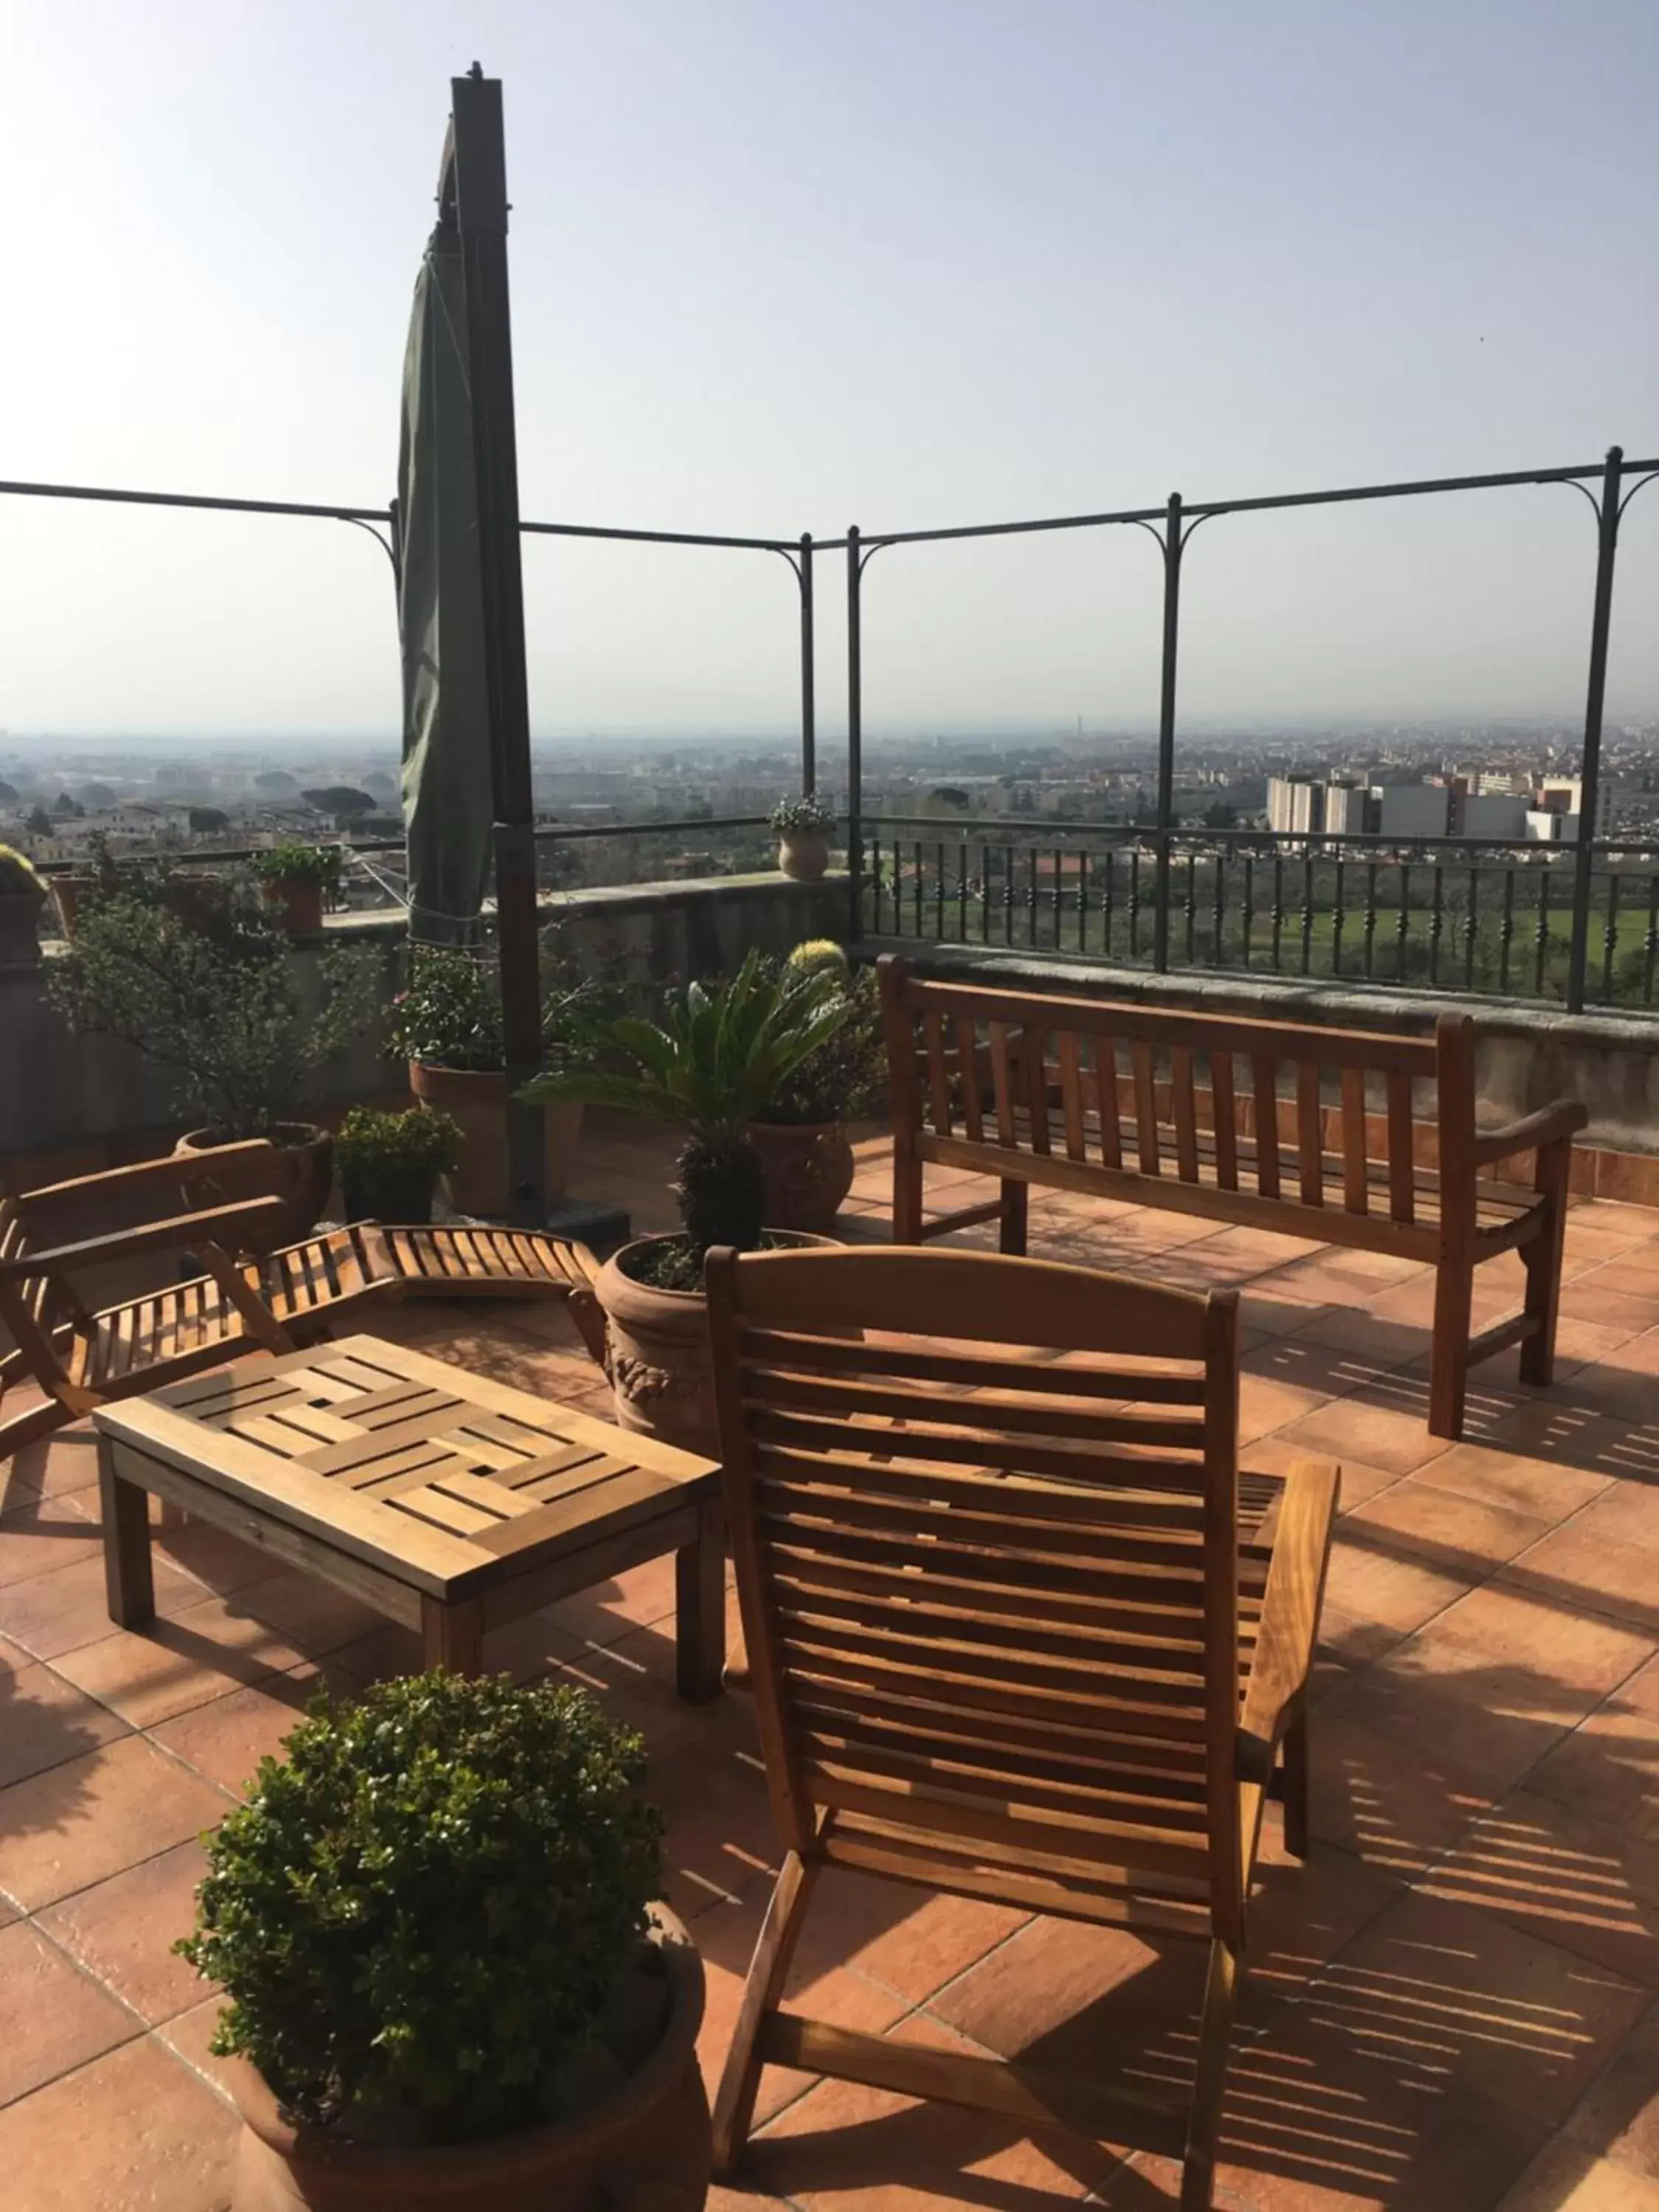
xmin=860 ymin=818 xmax=1659 ymax=1012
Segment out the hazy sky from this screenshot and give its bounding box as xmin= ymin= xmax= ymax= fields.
xmin=2 ymin=0 xmax=1655 ymax=744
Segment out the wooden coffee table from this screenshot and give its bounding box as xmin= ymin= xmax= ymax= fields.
xmin=91 ymin=1334 xmax=726 ymax=1696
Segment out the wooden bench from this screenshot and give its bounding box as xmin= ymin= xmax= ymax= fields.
xmin=878 ymin=955 xmax=1589 ymax=1439
xmin=0 ymin=1141 xmax=605 ymax=1464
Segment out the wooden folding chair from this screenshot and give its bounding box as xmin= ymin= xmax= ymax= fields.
xmin=703 ymin=1243 xmax=1339 ymax=2212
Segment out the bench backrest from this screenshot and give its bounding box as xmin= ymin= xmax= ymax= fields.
xmin=706 ymin=1242 xmax=1250 ymax=1947
xmin=879 ymin=956 xmax=1472 ymax=1244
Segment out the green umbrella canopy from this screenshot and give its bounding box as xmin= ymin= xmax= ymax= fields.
xmin=397 ymin=164 xmax=493 ymax=947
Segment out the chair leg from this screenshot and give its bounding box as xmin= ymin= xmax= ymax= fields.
xmin=1518 ymin=1138 xmax=1571 ymax=1388
xmin=712 ymin=1851 xmax=818 ymax=2177
xmin=1427 ymin=1258 xmax=1472 ymax=1440
xmin=893 ymin=1141 xmax=924 ymax=1245
xmin=1281 ymin=1703 xmax=1310 ymax=1861
xmin=999 ymin=1179 xmax=1029 ymax=1256
xmin=1180 ymin=1939 xmax=1239 ymax=2212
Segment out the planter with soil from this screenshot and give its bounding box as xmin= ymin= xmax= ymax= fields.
xmin=597 ymin=1228 xmax=835 ymax=1458
xmin=261 ymin=874 xmax=326 ymax=934
xmin=408 ymin=1060 xmax=583 ymax=1217
xmin=776 ymin=829 xmax=829 ymax=881
xmin=227 ymin=1909 xmax=709 ymax=2212
xmin=745 ymin=1116 xmax=855 ymax=1232
xmin=174 ymin=1121 xmax=334 ymax=1251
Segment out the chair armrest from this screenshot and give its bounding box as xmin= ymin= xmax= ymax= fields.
xmin=1472 ymin=1099 xmax=1589 ymax=1168
xmin=18 ymin=1140 xmax=277 ymax=1210
xmin=0 ymin=1196 xmax=291 ymax=1276
xmin=1235 ymin=1455 xmax=1340 ymax=1784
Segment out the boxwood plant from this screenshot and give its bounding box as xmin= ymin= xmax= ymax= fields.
xmin=177 ymin=1672 xmax=665 ymax=2145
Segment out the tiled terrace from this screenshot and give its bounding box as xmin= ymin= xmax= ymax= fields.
xmin=4 ymin=1116 xmax=1659 ymax=2210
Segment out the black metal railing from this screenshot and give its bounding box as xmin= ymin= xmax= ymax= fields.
xmin=860 ymin=817 xmax=1659 ymax=1012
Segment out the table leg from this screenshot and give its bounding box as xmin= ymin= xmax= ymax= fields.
xmin=98 ymin=1436 xmax=155 ymax=1630
xmin=422 ymin=1593 xmax=483 ymax=1674
xmin=675 ymin=1497 xmax=726 ymax=1703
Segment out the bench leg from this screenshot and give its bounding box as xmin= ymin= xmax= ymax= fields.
xmin=999 ymin=1179 xmax=1028 ymax=1256
xmin=675 ymin=1497 xmax=726 ymax=1703
xmin=893 ymin=1138 xmax=924 ymax=1244
xmin=1519 ymin=1137 xmax=1572 ymax=1388
xmin=422 ymin=1593 xmax=483 ymax=1674
xmin=98 ymin=1436 xmax=155 ymax=1630
xmin=712 ymin=1849 xmax=819 ymax=2176
xmin=1428 ymin=1259 xmax=1472 ymax=1440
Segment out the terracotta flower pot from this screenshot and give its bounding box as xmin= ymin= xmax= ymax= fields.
xmin=408 ymin=1062 xmax=584 ymax=1219
xmin=49 ymin=874 xmax=94 ymax=939
xmin=227 ymin=1908 xmax=711 ymax=2212
xmin=597 ymin=1230 xmax=835 ymax=1458
xmin=0 ymin=888 xmax=46 ymax=970
xmin=746 ymin=1119 xmax=855 ymax=1232
xmin=174 ymin=1122 xmax=334 ymax=1251
xmin=262 ymin=877 xmax=325 ymax=934
xmin=777 ymin=830 xmax=829 ymax=881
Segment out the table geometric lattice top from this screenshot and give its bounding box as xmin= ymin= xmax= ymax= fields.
xmin=92 ymin=1332 xmax=720 ymax=1601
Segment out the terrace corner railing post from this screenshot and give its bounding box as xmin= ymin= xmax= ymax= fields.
xmin=1152 ymin=491 xmax=1183 ymax=973
xmin=846 ymin=525 xmax=864 ymax=942
xmin=798 ymin=532 xmax=816 ymax=796
xmin=1566 ymin=445 xmax=1623 ymax=1013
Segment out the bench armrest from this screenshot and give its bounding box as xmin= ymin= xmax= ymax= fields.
xmin=1472 ymin=1099 xmax=1590 ymax=1168
xmin=0 ymin=1195 xmax=291 ymax=1277
xmin=1235 ymin=1456 xmax=1340 ymax=1785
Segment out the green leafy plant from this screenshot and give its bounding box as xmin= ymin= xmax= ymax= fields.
xmin=251 ymin=841 xmax=347 ymax=894
xmin=756 ymin=961 xmax=885 ymax=1126
xmin=335 ymin=1104 xmax=462 ymax=1185
xmin=770 ymin=793 xmax=836 ymax=837
xmin=520 ymin=948 xmax=852 ymax=1276
xmin=176 ymin=1672 xmax=664 ymax=2144
xmin=47 ymin=896 xmax=383 ymax=1138
xmin=0 ymin=844 xmax=45 ymax=897
xmin=384 ymin=946 xmax=505 ymax=1072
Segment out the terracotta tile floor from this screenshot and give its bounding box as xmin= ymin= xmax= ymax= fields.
xmin=4 ymin=1116 xmax=1659 ymax=2209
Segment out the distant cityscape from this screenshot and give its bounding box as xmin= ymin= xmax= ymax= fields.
xmin=3 ymin=716 xmax=1658 ymax=920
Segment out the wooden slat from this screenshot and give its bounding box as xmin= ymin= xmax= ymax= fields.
xmin=922 ymin=1012 xmax=953 ymax=1136
xmin=1131 ymin=1041 xmax=1160 ymax=1175
xmin=737 ymin=1329 xmax=1206 ymax=1403
xmin=1209 ymin=1051 xmax=1239 ymax=1192
xmin=819 ymin=1826 xmax=1210 ymax=1939
xmin=1093 ymin=1038 xmax=1123 ymax=1169
xmin=1022 ymin=1027 xmax=1051 ymax=1157
xmin=954 ymin=1017 xmax=984 ymax=1143
xmin=742 ymin=1367 xmax=1206 ymax=1449
xmin=989 ymin=1023 xmax=1017 ymax=1146
xmin=1340 ymin=1066 xmax=1369 ymax=1216
xmin=1171 ymin=1046 xmax=1200 ymax=1183
xmin=1251 ymin=1057 xmax=1280 ymax=1200
xmin=1386 ymin=1067 xmax=1416 ymax=1225
xmin=1057 ymin=1032 xmax=1086 ymax=1161
xmin=1295 ymin=1062 xmax=1324 ymax=1207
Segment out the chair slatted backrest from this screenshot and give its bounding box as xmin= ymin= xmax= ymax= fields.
xmin=882 ymin=959 xmax=1455 ymax=1244
xmin=706 ymin=1245 xmax=1248 ymax=1948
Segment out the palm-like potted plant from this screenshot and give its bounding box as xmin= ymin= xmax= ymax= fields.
xmin=0 ymin=844 xmax=47 ymax=968
xmin=177 ymin=1671 xmax=710 ymax=2212
xmin=46 ymin=894 xmax=383 ymax=1246
xmin=770 ymin=793 xmax=836 ymax=881
xmin=250 ymin=840 xmax=345 ymax=933
xmin=519 ymin=950 xmax=852 ymax=1453
xmin=747 ymin=943 xmax=885 ymax=1231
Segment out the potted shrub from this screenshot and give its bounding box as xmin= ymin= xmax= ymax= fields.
xmin=770 ymin=793 xmax=836 ymax=880
xmin=335 ymin=1103 xmax=463 ymax=1223
xmin=747 ymin=943 xmax=884 ymax=1231
xmin=46 ymin=895 xmax=383 ymax=1247
xmin=251 ymin=841 xmax=345 ymax=934
xmin=0 ymin=844 xmax=47 ymax=969
xmin=177 ymin=1670 xmax=709 ymax=2212
xmin=519 ymin=950 xmax=852 ymax=1454
xmin=385 ymin=936 xmax=607 ymax=1217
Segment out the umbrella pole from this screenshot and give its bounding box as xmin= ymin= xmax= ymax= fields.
xmin=451 ymin=66 xmax=546 ymax=1228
